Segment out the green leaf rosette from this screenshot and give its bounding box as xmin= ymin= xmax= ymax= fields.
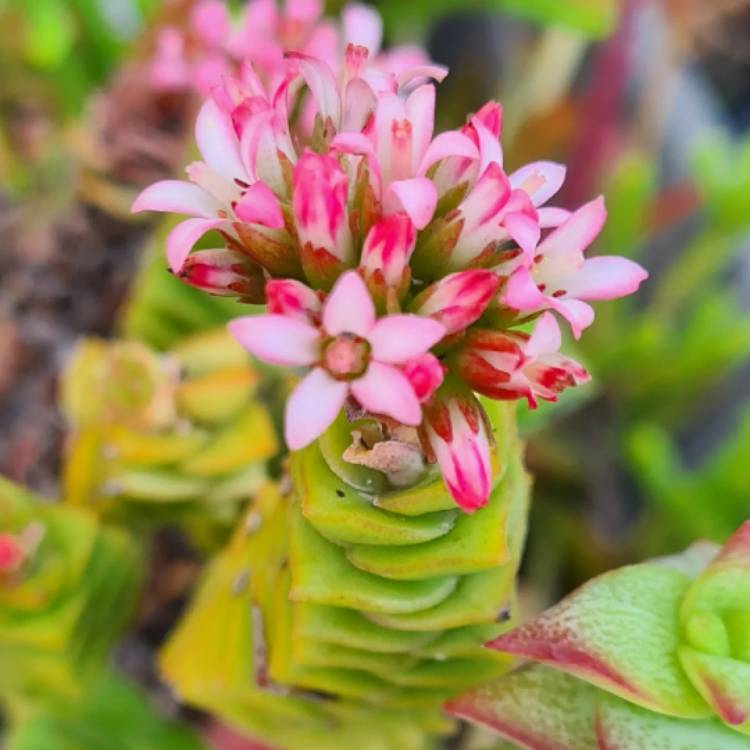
xmin=61 ymin=329 xmax=279 ymax=548
xmin=0 ymin=477 xmax=141 ymax=724
xmin=449 ymin=522 xmax=750 ymax=747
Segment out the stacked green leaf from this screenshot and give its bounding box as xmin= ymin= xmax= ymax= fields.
xmin=61 ymin=327 xmax=279 ymax=549
xmin=0 ymin=477 xmax=141 ymax=724
xmin=160 ymin=401 xmax=529 ymax=749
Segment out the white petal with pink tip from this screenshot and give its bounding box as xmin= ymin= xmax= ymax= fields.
xmin=351 ymin=362 xmax=422 ymax=425
xmin=368 ymin=315 xmax=445 ymax=364
xmin=228 ymin=315 xmax=320 ymax=366
xmin=285 ymin=368 xmax=348 ymax=449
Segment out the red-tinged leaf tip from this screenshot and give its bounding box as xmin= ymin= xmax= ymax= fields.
xmin=488 ymin=628 xmax=645 ymax=702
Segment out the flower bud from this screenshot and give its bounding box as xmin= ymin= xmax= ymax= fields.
xmin=179 ymin=249 xmax=266 ymax=302
xmin=293 ymin=150 xmax=353 ymax=287
xmin=410 ymin=269 xmax=499 ymax=335
xmin=0 ymin=534 xmax=24 ymax=574
xmin=421 ymin=380 xmax=493 ymax=512
xmin=402 ymin=353 xmax=444 ymax=403
xmin=266 ymin=279 xmax=322 ymax=324
xmin=452 ymin=314 xmax=589 ymax=407
xmin=359 ymin=214 xmax=416 ymax=306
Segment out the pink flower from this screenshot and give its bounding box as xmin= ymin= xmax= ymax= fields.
xmin=502 ymin=197 xmax=648 ymax=338
xmin=266 ymin=279 xmax=322 ymax=324
xmin=293 ymin=149 xmax=354 ymax=287
xmin=410 ymin=269 xmax=499 ymax=335
xmin=402 ymin=354 xmax=444 ymax=403
xmin=178 ymin=248 xmax=265 ymax=300
xmin=421 ymin=383 xmax=493 ymax=512
xmin=0 ymin=534 xmax=24 ymax=573
xmin=131 ymin=99 xmax=286 ymax=273
xmin=359 ymin=213 xmax=416 ymax=301
xmin=332 ymin=84 xmax=478 ymax=229
xmin=453 ymin=313 xmax=590 ymax=407
xmin=228 ymin=271 xmax=446 ymax=449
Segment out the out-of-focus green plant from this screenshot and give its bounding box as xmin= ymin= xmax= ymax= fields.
xmin=122 ymin=223 xmax=253 ymax=351
xmin=7 ymin=672 xmax=205 ymax=750
xmin=379 ymin=0 xmax=618 ymax=40
xmin=61 ymin=327 xmax=279 ymax=549
xmin=628 ymin=407 xmax=750 ymax=552
xmin=0 ymin=477 xmax=141 ymax=724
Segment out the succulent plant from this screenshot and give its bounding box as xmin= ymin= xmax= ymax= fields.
xmin=159 ymin=398 xmax=528 ymax=748
xmin=61 ymin=327 xmax=279 ymax=548
xmin=0 ymin=477 xmax=141 ymax=724
xmin=449 ymin=522 xmax=750 ymax=747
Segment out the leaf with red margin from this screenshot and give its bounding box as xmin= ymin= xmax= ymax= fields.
xmin=446 ymin=663 xmax=599 ymax=750
xmin=488 ymin=562 xmax=711 ymax=717
xmin=446 ymin=664 xmax=750 ymax=750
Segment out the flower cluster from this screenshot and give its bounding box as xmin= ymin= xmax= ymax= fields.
xmin=133 ymin=1 xmax=647 ymax=512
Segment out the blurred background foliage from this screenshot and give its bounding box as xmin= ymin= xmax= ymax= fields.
xmin=2 ymin=0 xmax=750 ymax=747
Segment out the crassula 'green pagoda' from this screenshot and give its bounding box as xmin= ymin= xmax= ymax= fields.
xmin=124 ymin=0 xmax=654 ymax=746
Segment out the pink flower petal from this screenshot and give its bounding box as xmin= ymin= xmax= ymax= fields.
xmin=503 ymin=211 xmax=540 ymax=257
xmin=564 ymin=256 xmax=649 ymax=301
xmin=331 ymin=131 xmax=376 ymax=157
xmin=417 ymin=131 xmax=479 ymax=177
xmin=537 ymin=207 xmax=571 ymax=228
xmin=396 ymin=64 xmax=449 ymax=89
xmin=369 ymin=315 xmax=446 ymax=364
xmin=234 ymin=181 xmax=285 ymax=228
xmin=288 ymin=52 xmax=341 ymax=126
xmin=166 ymin=218 xmax=228 ymax=272
xmin=131 ymin=180 xmax=221 ymax=217
xmin=191 ymin=0 xmax=230 ymax=46
xmin=472 ymin=116 xmax=503 ymax=173
xmin=228 ymin=315 xmax=320 ymax=366
xmin=405 ymin=84 xmax=435 ymax=171
xmin=503 ymin=266 xmax=546 ymax=311
xmin=195 ymin=99 xmax=249 ymax=182
xmin=549 ymin=298 xmax=595 ymax=340
xmin=343 ymin=3 xmax=382 ymax=52
xmin=537 ymin=196 xmax=607 ymax=261
xmin=351 ymin=362 xmax=422 ymax=425
xmin=285 ymin=368 xmax=348 ymax=450
xmin=384 ymin=178 xmax=437 ymax=230
xmin=509 ymin=161 xmax=566 ymax=206
xmin=342 ymin=77 xmax=378 ymax=132
xmin=323 ymin=271 xmax=376 ymax=337
xmin=526 ymin=312 xmax=561 ymax=358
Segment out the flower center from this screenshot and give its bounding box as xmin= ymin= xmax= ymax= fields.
xmin=323 ymin=333 xmax=371 ymax=380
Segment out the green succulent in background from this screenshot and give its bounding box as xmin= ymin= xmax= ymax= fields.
xmin=627 ymin=409 xmax=750 ymax=553
xmin=0 ymin=477 xmax=141 ymax=725
xmin=158 ymin=399 xmax=529 ymax=749
xmin=7 ymin=672 xmax=205 ymax=750
xmin=450 ymin=521 xmax=750 ymax=747
xmin=61 ymin=327 xmax=279 ymax=550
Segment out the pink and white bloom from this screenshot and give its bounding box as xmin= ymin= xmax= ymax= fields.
xmin=132 ymin=99 xmax=287 ymax=273
xmin=421 ymin=383 xmax=493 ymax=512
xmin=359 ymin=213 xmax=416 ymax=299
xmin=266 ymin=278 xmax=322 ymax=324
xmin=453 ymin=313 xmax=590 ymax=407
xmin=402 ymin=354 xmax=445 ymax=403
xmin=502 ymin=197 xmax=648 ymax=338
xmin=411 ymin=269 xmax=499 ymax=335
xmin=333 ymin=84 xmax=478 ymax=229
xmin=228 ymin=271 xmax=446 ymax=449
